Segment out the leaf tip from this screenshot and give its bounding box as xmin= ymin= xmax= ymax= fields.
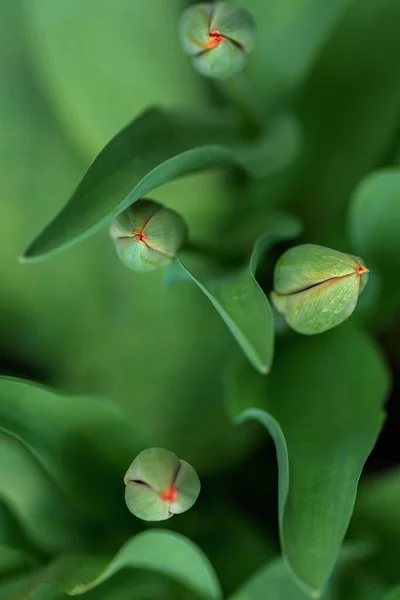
xmin=259 ymin=363 xmax=270 ymax=375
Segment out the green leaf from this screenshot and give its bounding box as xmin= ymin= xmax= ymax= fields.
xmin=353 ymin=470 xmax=400 ymax=585
xmin=243 ymin=0 xmax=352 ymax=105
xmin=228 ymin=543 xmax=371 ymax=600
xmin=30 ymin=531 xmax=222 ymax=600
xmin=293 ymin=0 xmax=400 ymax=243
xmin=22 ymin=110 xmax=299 ymax=261
xmin=0 ymin=0 xmax=253 ymax=475
xmin=25 ymin=0 xmax=204 ymax=157
xmin=0 ymin=377 xmax=140 ymax=526
xmin=229 ymin=559 xmax=311 ymax=600
xmin=226 ymin=326 xmax=389 ymax=595
xmin=179 ymin=213 xmax=301 ymax=373
xmin=0 ymin=431 xmax=83 ymax=554
xmin=348 ymin=169 xmax=400 ymax=309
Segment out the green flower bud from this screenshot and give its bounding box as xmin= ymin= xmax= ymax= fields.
xmin=271 ymin=244 xmax=369 ymax=335
xmin=110 ymin=199 xmax=188 ymax=273
xmin=124 ymin=448 xmax=201 ymax=521
xmin=180 ymin=2 xmax=255 ymax=79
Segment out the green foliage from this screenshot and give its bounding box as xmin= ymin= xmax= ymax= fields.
xmin=22 ymin=108 xmax=298 ymax=261
xmin=179 ymin=214 xmax=301 ymax=373
xmin=31 ymin=531 xmax=221 ymax=599
xmin=382 ymin=588 xmax=400 ymax=600
xmin=352 ymin=470 xmax=400 ymax=586
xmin=1 ymin=0 xmax=400 ymax=599
xmin=226 ymin=326 xmax=389 ymax=594
xmin=348 ymin=169 xmax=400 ymax=311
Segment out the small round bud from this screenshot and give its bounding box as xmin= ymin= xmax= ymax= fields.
xmin=271 ymin=244 xmax=369 ymax=335
xmin=110 ymin=199 xmax=188 ymax=273
xmin=124 ymin=448 xmax=201 ymax=521
xmin=179 ymin=2 xmax=255 ymax=79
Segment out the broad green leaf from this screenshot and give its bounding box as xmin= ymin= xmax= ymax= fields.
xmin=292 ymin=0 xmax=400 ymax=243
xmin=30 ymin=531 xmax=222 ymax=600
xmin=25 ymin=0 xmax=204 ymax=157
xmin=229 ymin=559 xmax=311 ymax=600
xmin=353 ymin=470 xmax=400 ymax=585
xmin=0 ymin=377 xmax=140 ymax=526
xmin=226 ymin=326 xmax=389 ymax=595
xmin=228 ymin=544 xmax=371 ymax=600
xmin=22 ymin=110 xmax=299 ymax=261
xmin=348 ymin=169 xmax=400 ymax=309
xmin=179 ymin=213 xmax=301 ymax=373
xmin=0 ymin=0 xmax=254 ymax=474
xmin=239 ymin=0 xmax=352 ymax=104
xmin=0 ymin=431 xmax=83 ymax=554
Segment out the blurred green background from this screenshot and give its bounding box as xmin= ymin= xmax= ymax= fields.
xmin=1 ymin=0 xmax=400 ymax=597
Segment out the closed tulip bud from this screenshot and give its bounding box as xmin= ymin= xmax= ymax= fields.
xmin=180 ymin=2 xmax=255 ymax=79
xmin=271 ymin=244 xmax=369 ymax=335
xmin=124 ymin=448 xmax=201 ymax=521
xmin=110 ymin=199 xmax=188 ymax=273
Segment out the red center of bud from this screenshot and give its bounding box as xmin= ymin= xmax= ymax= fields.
xmin=357 ymin=264 xmax=369 ymax=275
xmin=207 ymin=29 xmax=226 ymax=49
xmin=160 ymin=485 xmax=178 ymax=503
xmin=132 ymin=230 xmax=148 ymax=243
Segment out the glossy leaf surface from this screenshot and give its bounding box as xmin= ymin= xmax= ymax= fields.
xmin=226 ymin=326 xmax=388 ymax=594
xmin=179 ymin=213 xmax=301 ymax=373
xmin=0 ymin=377 xmax=140 ymax=524
xmin=30 ymin=531 xmax=222 ymax=600
xmin=23 ymin=111 xmax=298 ymax=261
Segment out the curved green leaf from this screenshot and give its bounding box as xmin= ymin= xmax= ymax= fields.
xmin=0 ymin=431 xmax=83 ymax=554
xmin=348 ymin=168 xmax=400 ymax=309
xmin=226 ymin=326 xmax=389 ymax=595
xmin=179 ymin=213 xmax=301 ymax=373
xmin=0 ymin=377 xmax=140 ymax=524
xmin=22 ymin=110 xmax=299 ymax=261
xmin=30 ymin=531 xmax=222 ymax=600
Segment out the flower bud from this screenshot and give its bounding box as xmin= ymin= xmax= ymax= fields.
xmin=124 ymin=448 xmax=201 ymax=521
xmin=271 ymin=244 xmax=369 ymax=335
xmin=180 ymin=2 xmax=255 ymax=79
xmin=110 ymin=199 xmax=188 ymax=273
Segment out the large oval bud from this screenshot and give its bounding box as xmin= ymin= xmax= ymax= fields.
xmin=110 ymin=199 xmax=188 ymax=273
xmin=180 ymin=2 xmax=255 ymax=79
xmin=124 ymin=448 xmax=201 ymax=521
xmin=271 ymin=244 xmax=369 ymax=335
